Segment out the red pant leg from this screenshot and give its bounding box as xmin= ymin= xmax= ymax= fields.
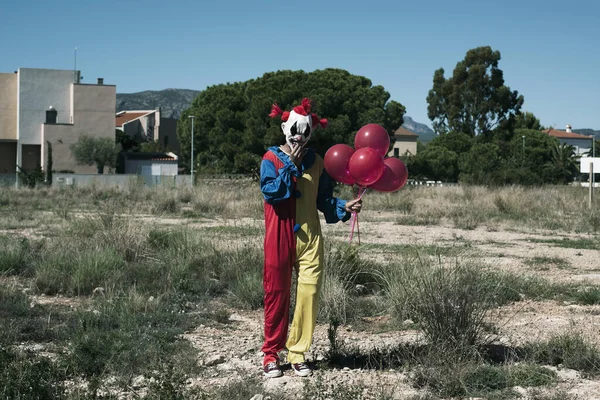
xmin=261 ymin=200 xmax=295 ymax=365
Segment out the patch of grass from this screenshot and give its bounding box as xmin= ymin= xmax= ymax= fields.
xmin=62 ymin=291 xmax=202 ymax=381
xmin=524 ymin=256 xmax=571 ymax=270
xmin=523 ymin=333 xmax=600 ymax=377
xmin=365 ymin=242 xmax=472 ymax=258
xmin=199 ymin=224 xmax=263 ymax=237
xmin=35 ymin=247 xmax=125 ymax=295
xmin=151 ymin=195 xmax=181 ymax=214
xmin=413 ymin=362 xmax=556 ymax=398
xmin=525 ymin=237 xmax=600 ymax=250
xmin=395 ymin=214 xmax=441 ymax=226
xmin=0 ymin=348 xmax=66 ymax=399
xmin=0 ymin=284 xmax=71 ymax=345
xmin=0 ymin=236 xmax=32 ymax=276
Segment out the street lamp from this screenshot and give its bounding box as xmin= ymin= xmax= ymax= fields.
xmin=189 ymin=115 xmax=195 ymax=186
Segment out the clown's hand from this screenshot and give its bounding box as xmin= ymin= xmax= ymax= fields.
xmin=345 ymin=198 xmax=362 ymax=214
xmin=289 ymin=144 xmax=305 ymax=167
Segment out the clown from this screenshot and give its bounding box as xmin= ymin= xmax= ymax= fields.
xmin=260 ymin=98 xmax=362 ymax=378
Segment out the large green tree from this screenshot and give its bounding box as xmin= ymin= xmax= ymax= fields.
xmin=178 ymin=69 xmax=406 ymax=174
xmin=70 ymin=135 xmax=120 ymax=174
xmin=427 ymin=46 xmax=524 ymax=136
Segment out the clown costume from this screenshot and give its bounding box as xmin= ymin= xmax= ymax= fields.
xmin=259 ymin=98 xmax=362 ymax=378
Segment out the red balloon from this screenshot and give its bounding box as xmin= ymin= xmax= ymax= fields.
xmin=324 ymin=144 xmax=355 ymax=185
xmin=354 ymin=124 xmax=390 ymax=157
xmin=349 ymin=147 xmax=384 ymax=187
xmin=370 ymin=158 xmax=409 ymax=192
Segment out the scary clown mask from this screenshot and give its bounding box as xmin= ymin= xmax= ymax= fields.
xmin=269 ymin=98 xmax=328 ymax=149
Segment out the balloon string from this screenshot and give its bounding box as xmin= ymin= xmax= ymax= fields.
xmin=348 ymin=186 xmax=367 ymax=244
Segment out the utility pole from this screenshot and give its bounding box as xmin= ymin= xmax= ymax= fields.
xmin=189 ymin=115 xmax=195 ymax=186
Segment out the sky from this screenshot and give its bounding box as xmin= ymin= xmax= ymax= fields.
xmin=1 ymin=0 xmax=599 ymax=130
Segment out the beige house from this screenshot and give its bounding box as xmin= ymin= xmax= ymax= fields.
xmin=116 ymin=110 xmax=180 ymax=154
xmin=0 ymin=68 xmax=115 ymax=175
xmin=387 ymin=126 xmax=419 ymax=157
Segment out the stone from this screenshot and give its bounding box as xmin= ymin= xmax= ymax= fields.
xmin=204 ymin=355 xmax=226 ymax=366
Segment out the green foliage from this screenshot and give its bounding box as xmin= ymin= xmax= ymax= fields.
xmin=46 ymin=140 xmax=53 ymax=185
xmin=547 ymin=142 xmax=579 ymax=184
xmin=0 ymin=236 xmax=31 ymax=276
xmin=459 ymin=142 xmax=501 ymax=184
xmin=179 ymin=68 xmax=405 ymax=173
xmin=115 ymin=128 xmax=141 ymax=152
xmin=70 ymin=135 xmax=121 ymax=174
xmin=427 ymin=46 xmax=524 ymax=136
xmin=524 ymin=333 xmax=600 ymax=377
xmin=0 ymin=348 xmax=66 ymax=399
xmin=17 ymin=165 xmax=45 ymax=188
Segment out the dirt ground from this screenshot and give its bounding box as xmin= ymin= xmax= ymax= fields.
xmin=171 ymin=213 xmax=600 ymax=399
xmin=10 ymin=209 xmax=600 ymax=399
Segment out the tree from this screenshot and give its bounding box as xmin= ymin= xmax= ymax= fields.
xmin=46 ymin=141 xmax=53 ymax=185
xmin=178 ymin=68 xmax=405 ymax=174
xmin=459 ymin=143 xmax=501 ymax=184
xmin=70 ymin=135 xmax=120 ymax=174
xmin=115 ymin=129 xmax=140 ymax=152
xmin=411 ymin=146 xmax=460 ymax=182
xmin=547 ymin=143 xmax=579 ymax=184
xmin=427 ymin=46 xmax=524 ymax=136
xmin=428 ymin=131 xmax=473 ymax=155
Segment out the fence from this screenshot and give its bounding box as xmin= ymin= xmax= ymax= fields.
xmin=52 ymin=174 xmax=193 ymax=189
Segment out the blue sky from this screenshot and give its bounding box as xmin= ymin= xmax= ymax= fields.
xmin=1 ymin=0 xmax=598 ymax=130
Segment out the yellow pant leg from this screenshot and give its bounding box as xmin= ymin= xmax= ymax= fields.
xmin=286 ymin=233 xmax=323 ymax=364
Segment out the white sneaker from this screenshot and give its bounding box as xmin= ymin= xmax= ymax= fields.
xmin=263 ymin=362 xmax=283 ymax=378
xmin=292 ymin=362 xmax=312 ymax=377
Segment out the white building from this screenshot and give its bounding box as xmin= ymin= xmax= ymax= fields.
xmin=0 ymin=68 xmax=115 ymax=175
xmin=120 ymin=152 xmax=179 ymax=176
xmin=544 ymin=125 xmax=593 ymax=156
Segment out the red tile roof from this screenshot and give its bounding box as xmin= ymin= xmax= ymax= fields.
xmin=543 ymin=129 xmax=593 ymax=140
xmin=115 ymin=111 xmax=151 ymax=127
xmin=394 ymin=126 xmax=419 ymax=137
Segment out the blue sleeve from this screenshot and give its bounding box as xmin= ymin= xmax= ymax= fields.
xmin=317 ymin=169 xmax=351 ymax=223
xmin=260 ymin=158 xmax=301 ymax=204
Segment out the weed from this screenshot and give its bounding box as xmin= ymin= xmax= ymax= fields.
xmin=523 ymin=333 xmax=600 ymax=377
xmin=35 ymin=248 xmax=125 ymax=295
xmin=0 ymin=236 xmax=31 ymax=275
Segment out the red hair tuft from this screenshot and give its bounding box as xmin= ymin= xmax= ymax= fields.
xmin=311 ymin=113 xmax=328 ymax=129
xmin=268 ymin=104 xmax=283 ymax=119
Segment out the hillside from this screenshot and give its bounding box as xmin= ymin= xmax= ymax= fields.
xmin=402 ymin=116 xmax=436 ymax=142
xmin=116 ymin=89 xmax=200 ymax=119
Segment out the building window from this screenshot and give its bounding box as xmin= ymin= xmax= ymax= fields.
xmin=163 ymin=136 xmax=169 ymax=148
xmin=394 ymin=148 xmax=399 ymax=158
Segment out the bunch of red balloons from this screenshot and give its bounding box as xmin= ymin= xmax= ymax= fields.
xmin=324 ymin=124 xmax=408 ymax=192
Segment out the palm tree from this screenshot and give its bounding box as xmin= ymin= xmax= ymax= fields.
xmin=548 ymin=143 xmax=579 ymax=184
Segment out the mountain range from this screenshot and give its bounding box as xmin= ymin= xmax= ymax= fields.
xmin=116 ymin=89 xmax=200 ymax=119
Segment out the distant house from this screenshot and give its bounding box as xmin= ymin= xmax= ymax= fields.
xmin=543 ymin=125 xmax=592 ymax=156
xmin=388 ymin=127 xmax=419 ymax=157
xmin=120 ymin=152 xmax=178 ymax=176
xmin=116 ymin=110 xmax=180 ymax=154
xmin=0 ymin=68 xmax=115 ymax=174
